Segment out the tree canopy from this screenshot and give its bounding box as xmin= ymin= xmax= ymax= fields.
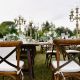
xmin=0 ymin=21 xmax=17 ymax=36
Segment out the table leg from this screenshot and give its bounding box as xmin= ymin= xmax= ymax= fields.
xmin=27 ymin=50 xmax=34 ymax=80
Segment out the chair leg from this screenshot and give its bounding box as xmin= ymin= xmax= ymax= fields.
xmin=49 ymin=54 xmax=53 ymax=67
xmin=52 ymin=72 xmax=60 ymax=80
xmin=18 ymin=73 xmax=23 ymax=80
xmin=78 ymin=56 xmax=80 ymax=63
xmin=55 ymin=74 xmax=60 ymax=80
xmin=16 ymin=75 xmax=21 ymax=80
xmin=46 ymin=53 xmax=49 ymax=66
xmin=46 ymin=53 xmax=56 ymax=67
xmin=52 ymin=73 xmax=55 ymax=80
xmin=2 ymin=76 xmax=4 ymax=80
xmin=3 ymin=76 xmax=4 ymax=80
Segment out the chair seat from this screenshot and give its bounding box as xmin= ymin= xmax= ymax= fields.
xmin=0 ymin=60 xmax=24 ymax=72
xmin=46 ymin=50 xmax=56 ymax=54
xmin=66 ymin=50 xmax=80 ymax=54
xmin=52 ymin=61 xmax=80 ymax=72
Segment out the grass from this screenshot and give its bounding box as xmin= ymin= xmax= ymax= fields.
xmin=24 ymin=52 xmax=52 ymax=80
xmin=34 ymin=53 xmax=52 ymax=80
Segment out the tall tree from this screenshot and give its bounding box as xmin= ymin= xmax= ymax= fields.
xmin=42 ymin=21 xmax=51 ymax=33
xmin=55 ymin=27 xmax=73 ymax=37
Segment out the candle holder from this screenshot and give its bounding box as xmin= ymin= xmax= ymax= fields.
xmin=69 ymin=7 xmax=80 ymax=38
xmin=14 ymin=15 xmax=26 ymax=34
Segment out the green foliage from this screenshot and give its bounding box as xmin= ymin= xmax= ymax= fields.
xmin=38 ymin=30 xmax=44 ymax=38
xmin=9 ymin=25 xmax=17 ymax=34
xmin=0 ymin=25 xmax=9 ymax=35
xmin=55 ymin=27 xmax=65 ymax=36
xmin=0 ymin=20 xmax=76 ymax=39
xmin=73 ymin=28 xmax=77 ymax=36
xmin=0 ymin=32 xmax=3 ymax=38
xmin=66 ymin=28 xmax=74 ymax=36
xmin=55 ymin=27 xmax=73 ymax=37
xmin=27 ymin=26 xmax=37 ymax=39
xmin=0 ymin=21 xmax=17 ymax=36
xmin=42 ymin=21 xmax=51 ymax=33
xmin=39 ymin=21 xmax=56 ymax=40
xmin=1 ymin=21 xmax=14 ymax=26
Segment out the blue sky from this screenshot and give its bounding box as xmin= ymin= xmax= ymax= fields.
xmin=0 ymin=0 xmax=80 ymax=30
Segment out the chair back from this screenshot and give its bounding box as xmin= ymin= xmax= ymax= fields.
xmin=0 ymin=41 xmax=22 ymax=70
xmin=53 ymin=39 xmax=80 ymax=71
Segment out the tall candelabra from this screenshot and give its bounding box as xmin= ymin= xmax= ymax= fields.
xmin=29 ymin=21 xmax=33 ymax=37
xmin=69 ymin=7 xmax=80 ymax=38
xmin=14 ymin=16 xmax=26 ymax=34
xmin=34 ymin=26 xmax=38 ymax=40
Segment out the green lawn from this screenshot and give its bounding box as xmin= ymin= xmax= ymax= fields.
xmin=24 ymin=53 xmax=52 ymax=80
xmin=34 ymin=53 xmax=52 ymax=80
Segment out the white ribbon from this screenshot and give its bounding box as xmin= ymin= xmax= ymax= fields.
xmin=17 ymin=69 xmax=24 ymax=80
xmin=54 ymin=71 xmax=66 ymax=80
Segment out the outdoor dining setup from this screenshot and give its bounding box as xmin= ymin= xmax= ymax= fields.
xmin=1 ymin=0 xmax=80 ymax=79
xmin=0 ymin=17 xmax=80 ymax=80
xmin=0 ymin=34 xmax=80 ymax=80
xmin=0 ymin=14 xmax=80 ymax=80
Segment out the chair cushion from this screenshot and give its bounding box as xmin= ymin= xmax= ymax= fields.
xmin=52 ymin=61 xmax=80 ymax=72
xmin=66 ymin=50 xmax=80 ymax=54
xmin=47 ymin=50 xmax=56 ymax=53
xmin=0 ymin=60 xmax=24 ymax=71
